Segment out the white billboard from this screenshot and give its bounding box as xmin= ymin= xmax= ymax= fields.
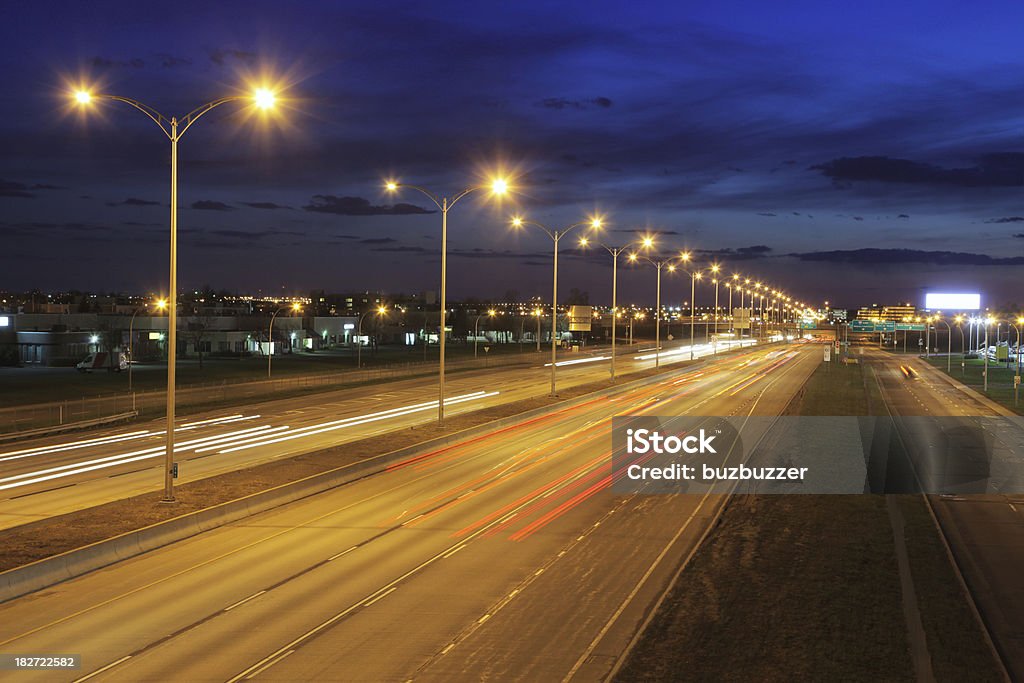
xmin=924 ymin=293 xmax=980 ymax=311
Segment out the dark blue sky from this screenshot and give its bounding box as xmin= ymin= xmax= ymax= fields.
xmin=2 ymin=0 xmax=1023 ymax=308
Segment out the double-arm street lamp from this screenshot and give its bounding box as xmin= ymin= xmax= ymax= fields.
xmin=73 ymin=85 xmax=280 ymax=503
xmin=511 ymin=215 xmax=602 ymax=395
xmin=627 ymin=250 xmax=683 ymax=368
xmin=474 ymin=309 xmax=496 ymax=359
xmin=673 ymin=253 xmax=706 ymax=361
xmin=268 ymin=303 xmax=302 ymax=378
xmin=579 ymin=233 xmax=654 ymax=382
xmin=385 ymin=177 xmax=509 ymax=425
xmin=357 ymin=305 xmax=389 ymax=369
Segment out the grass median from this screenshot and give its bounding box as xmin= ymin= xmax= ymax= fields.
xmin=616 ymin=359 xmax=1002 ymax=681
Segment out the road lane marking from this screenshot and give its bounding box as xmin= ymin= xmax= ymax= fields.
xmin=225 ymin=591 xmax=266 ymax=611
xmin=363 ymin=587 xmax=397 ymax=607
xmin=328 ymin=547 xmax=358 ymax=561
xmin=73 ymin=655 xmax=131 ymax=683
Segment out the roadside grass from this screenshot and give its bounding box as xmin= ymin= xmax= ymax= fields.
xmin=616 ymin=359 xmax=1002 ymax=681
xmin=922 ymin=356 xmax=1022 ymax=415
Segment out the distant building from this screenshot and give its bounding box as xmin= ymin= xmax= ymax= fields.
xmin=856 ymin=303 xmax=917 ymax=322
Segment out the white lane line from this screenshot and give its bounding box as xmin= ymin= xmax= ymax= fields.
xmin=442 ymin=544 xmax=467 ymax=559
xmin=244 ymin=650 xmax=294 ymax=680
xmin=73 ymin=655 xmax=131 ymax=682
xmin=328 ymin=546 xmax=359 ymax=561
xmin=363 ymin=587 xmax=397 ymax=607
xmin=225 ymin=590 xmax=266 ymax=611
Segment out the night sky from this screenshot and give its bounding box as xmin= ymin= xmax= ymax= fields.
xmin=3 ymin=0 xmax=1023 ymax=308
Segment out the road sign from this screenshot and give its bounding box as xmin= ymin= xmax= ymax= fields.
xmin=823 ymin=346 xmax=831 ymax=362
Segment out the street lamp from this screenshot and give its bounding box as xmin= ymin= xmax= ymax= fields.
xmin=954 ymin=315 xmax=966 ymax=375
xmin=128 ymin=298 xmax=167 ymax=396
xmin=268 ymin=302 xmax=302 ymax=378
xmin=357 ymin=305 xmax=388 ymax=368
xmin=511 ymin=214 xmax=602 ymax=395
xmin=627 ymin=249 xmax=682 ymax=369
xmin=710 ymin=264 xmax=721 ymax=353
xmin=532 ymin=308 xmax=543 ymax=351
xmin=579 ymin=233 xmax=654 ymax=382
xmin=385 ymin=176 xmax=510 ymax=425
xmin=72 ymin=84 xmax=281 ymax=503
xmin=474 ymin=309 xmax=497 ymax=358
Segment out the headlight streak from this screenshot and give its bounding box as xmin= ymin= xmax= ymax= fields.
xmin=0 ymin=415 xmax=259 ymax=463
xmin=0 ymin=424 xmax=283 ymax=492
xmin=632 ymin=338 xmax=758 ymax=362
xmin=542 ymin=356 xmax=609 ymax=367
xmin=213 ymin=391 xmax=499 ymax=455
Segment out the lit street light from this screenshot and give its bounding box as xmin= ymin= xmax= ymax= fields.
xmin=268 ymin=302 xmax=302 ymax=378
xmin=73 ymin=84 xmax=282 ymax=503
xmin=385 ymin=176 xmax=510 ymax=424
xmin=579 ymin=233 xmax=654 ymax=381
xmin=128 ymin=298 xmax=167 ymax=397
xmin=511 ymin=215 xmax=602 ymax=395
xmin=627 ymin=249 xmax=682 ymax=368
xmin=474 ymin=309 xmax=496 ymax=359
xmin=357 ymin=305 xmax=389 ymax=369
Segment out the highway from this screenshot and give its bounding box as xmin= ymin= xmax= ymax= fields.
xmin=0 ymin=338 xmax=759 ymax=530
xmin=865 ymin=348 xmax=1024 ymax=680
xmin=0 ymin=343 xmax=817 ymax=682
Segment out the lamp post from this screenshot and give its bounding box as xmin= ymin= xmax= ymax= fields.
xmin=934 ymin=317 xmax=953 ymax=373
xmin=579 ymin=234 xmax=654 ymax=382
xmin=954 ymin=316 xmax=966 ymax=375
xmin=129 ymin=298 xmax=167 ymax=395
xmin=511 ymin=215 xmax=602 ymax=395
xmin=474 ymin=309 xmax=496 ymax=358
xmin=627 ymin=251 xmax=682 ymax=369
xmin=73 ymin=85 xmax=280 ymax=503
xmin=533 ymin=309 xmax=542 ymax=351
xmin=673 ymin=253 xmax=703 ymax=361
xmin=983 ymin=317 xmax=992 ymax=392
xmin=268 ymin=302 xmax=302 ymax=378
xmin=385 ymin=177 xmax=509 ymax=425
xmin=357 ymin=305 xmax=388 ymax=369
xmin=710 ymin=265 xmax=721 ymax=353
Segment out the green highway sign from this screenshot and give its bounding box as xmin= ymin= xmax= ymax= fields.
xmin=849 ymin=320 xmax=897 ymax=332
xmin=894 ymin=323 xmax=926 ymax=331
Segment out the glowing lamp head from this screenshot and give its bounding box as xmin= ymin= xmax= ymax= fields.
xmin=590 ymin=217 xmax=603 ymax=229
xmin=695 ymin=272 xmax=703 ymax=280
xmin=491 ymin=178 xmax=509 ymax=195
xmin=253 ymin=88 xmax=276 ymax=110
xmin=578 ymin=237 xmax=589 ymax=247
xmin=154 ymin=299 xmax=168 ymax=311
xmin=385 ymin=181 xmax=398 ymax=192
xmin=668 ymin=264 xmax=676 ymax=272
xmin=679 ymin=251 xmax=691 ymax=262
xmin=641 ymin=236 xmax=654 ymax=249
xmin=628 ymin=253 xmax=638 ymax=262
xmin=711 ymin=264 xmax=720 ymax=273
xmin=292 ymin=302 xmax=302 ymax=312
xmin=511 ymin=216 xmax=523 ymax=228
xmin=377 ymin=306 xmax=388 ymax=315
xmin=488 ymin=309 xmax=497 ymax=317
xmin=74 ymin=90 xmax=92 ymax=105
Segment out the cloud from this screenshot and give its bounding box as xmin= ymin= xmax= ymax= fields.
xmin=370 ymin=245 xmax=431 ymax=253
xmin=756 ymin=212 xmax=777 ymax=217
xmin=613 ymin=228 xmax=681 ymax=235
xmin=539 ymin=97 xmax=614 ymax=110
xmin=156 ymin=53 xmax=191 ymax=68
xmin=191 ymin=200 xmax=234 ymax=211
xmin=0 ymin=179 xmax=35 ymax=198
xmin=106 ymin=197 xmax=161 ymax=207
xmin=242 ymin=201 xmax=291 ymax=210
xmin=791 ymin=248 xmax=1024 ymax=266
xmin=360 ymin=237 xmax=396 ymax=244
xmin=690 ymin=245 xmax=774 ymax=261
xmin=984 ymin=216 xmax=1024 ymax=224
xmin=303 ymin=195 xmax=434 ymax=216
xmin=812 ymin=154 xmax=1024 ymax=189
xmin=1014 ymin=234 xmax=1024 ymax=239
xmin=89 ymin=55 xmax=145 ymax=68
xmin=209 ymin=49 xmax=258 ymax=66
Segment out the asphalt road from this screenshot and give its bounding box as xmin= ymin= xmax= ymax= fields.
xmin=866 ymin=348 xmax=1024 ymax=680
xmin=0 ymin=343 xmax=817 ymax=682
xmin=0 ymin=338 xmax=758 ymax=529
